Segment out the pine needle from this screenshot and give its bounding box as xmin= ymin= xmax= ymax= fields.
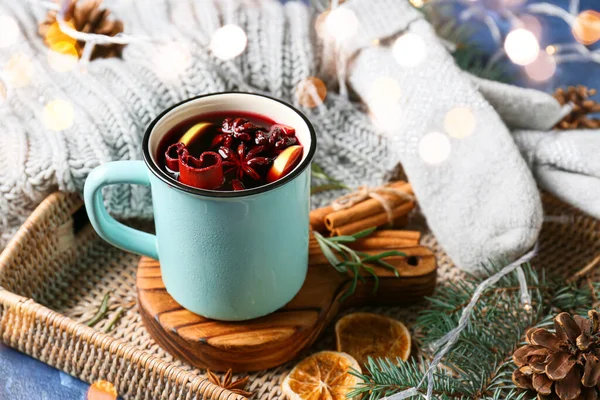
xmin=85 ymin=290 xmax=112 ymax=327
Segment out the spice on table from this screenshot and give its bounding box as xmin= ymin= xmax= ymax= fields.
xmin=282 ymin=351 xmax=362 ymax=400
xmin=309 ymin=181 xmax=416 ymax=237
xmin=335 ymin=312 xmax=411 ymax=370
xmin=206 ymin=369 xmax=253 ymax=398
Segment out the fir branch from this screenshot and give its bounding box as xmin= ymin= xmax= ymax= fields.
xmin=350 ymin=263 xmax=600 ymax=400
xmin=85 ymin=290 xmax=112 ymax=327
xmin=313 ymin=228 xmax=404 ymax=301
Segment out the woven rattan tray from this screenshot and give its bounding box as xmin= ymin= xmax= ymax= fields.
xmin=0 ymin=191 xmax=599 ymax=399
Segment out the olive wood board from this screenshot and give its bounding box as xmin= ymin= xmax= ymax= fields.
xmin=136 ymin=246 xmax=437 ymax=372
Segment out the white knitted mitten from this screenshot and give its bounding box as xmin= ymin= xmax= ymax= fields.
xmin=340 ymin=0 xmax=543 ymax=273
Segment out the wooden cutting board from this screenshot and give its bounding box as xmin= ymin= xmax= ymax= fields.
xmin=136 ymin=246 xmax=437 ymax=372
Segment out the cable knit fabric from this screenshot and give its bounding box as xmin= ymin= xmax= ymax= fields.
xmin=0 ymin=0 xmax=553 ymax=273
xmin=0 ymin=0 xmax=396 ymax=250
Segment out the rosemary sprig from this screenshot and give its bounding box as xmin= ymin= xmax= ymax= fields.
xmin=311 ymin=163 xmax=350 ymax=194
xmin=85 ymin=290 xmax=112 ymax=327
xmin=103 ymin=306 xmax=124 ymax=333
xmin=313 ymin=227 xmax=404 ymax=301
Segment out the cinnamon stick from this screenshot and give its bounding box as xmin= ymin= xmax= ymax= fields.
xmin=309 ymin=205 xmax=334 ymax=234
xmin=331 ymin=200 xmax=415 ymax=236
xmin=324 ymin=182 xmax=413 ymax=231
xmin=309 ymin=230 xmax=420 ymax=254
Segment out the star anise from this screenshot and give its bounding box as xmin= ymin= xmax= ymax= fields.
xmin=219 ymin=143 xmax=270 ymax=181
xmin=206 ymin=369 xmax=253 ymax=398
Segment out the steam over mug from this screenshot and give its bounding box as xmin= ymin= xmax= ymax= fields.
xmin=84 ymin=92 xmax=317 ymax=321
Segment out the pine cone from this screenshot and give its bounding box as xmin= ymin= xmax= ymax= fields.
xmin=513 ymin=310 xmax=600 ymax=400
xmin=553 ymin=86 xmax=600 ymax=130
xmin=38 ymin=0 xmax=125 ymax=61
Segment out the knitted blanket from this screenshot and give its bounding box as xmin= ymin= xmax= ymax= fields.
xmin=0 ymin=0 xmax=396 ymax=249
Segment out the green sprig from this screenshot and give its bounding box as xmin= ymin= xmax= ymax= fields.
xmin=85 ymin=290 xmax=112 ymax=327
xmin=311 ymin=163 xmax=350 ymax=195
xmin=348 ymin=263 xmax=600 ymax=400
xmin=313 ymin=227 xmax=404 ymax=301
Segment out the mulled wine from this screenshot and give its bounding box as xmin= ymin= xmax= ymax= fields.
xmin=159 ymin=111 xmax=303 ymax=191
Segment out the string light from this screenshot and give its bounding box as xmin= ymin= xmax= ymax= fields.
xmin=296 ymin=76 xmax=327 ymax=108
xmin=210 ymin=25 xmax=248 ymax=60
xmin=504 ymin=28 xmax=539 ymax=66
xmin=572 ymin=10 xmax=600 ymax=45
xmin=325 ymin=8 xmax=358 ymax=40
xmin=0 ymin=15 xmax=19 ymax=48
xmin=43 ymin=99 xmax=74 ymax=132
xmin=392 ymin=33 xmax=427 ymax=68
xmin=3 ymin=54 xmax=33 ymax=88
xmin=47 ymin=43 xmax=79 ymax=72
xmin=525 ymin=51 xmax=556 ymax=82
xmin=153 ymin=43 xmax=191 ymax=80
xmin=87 ymin=380 xmax=117 ymax=400
xmin=444 ymin=107 xmax=476 ymax=139
xmin=419 ymin=132 xmax=451 ymax=164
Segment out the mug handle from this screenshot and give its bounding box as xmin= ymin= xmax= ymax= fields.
xmin=84 ymin=160 xmax=159 ymax=260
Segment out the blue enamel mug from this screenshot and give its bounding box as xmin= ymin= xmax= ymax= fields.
xmin=84 ymin=92 xmax=317 ymax=321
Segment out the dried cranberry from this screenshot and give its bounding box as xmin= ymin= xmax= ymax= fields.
xmin=255 ymin=130 xmax=269 ymax=146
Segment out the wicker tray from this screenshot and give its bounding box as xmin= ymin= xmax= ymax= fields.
xmin=0 ymin=191 xmax=599 ymax=400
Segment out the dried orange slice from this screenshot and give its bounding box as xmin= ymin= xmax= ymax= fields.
xmin=335 ymin=312 xmax=411 ymax=369
xmin=282 ymin=351 xmax=362 ymax=400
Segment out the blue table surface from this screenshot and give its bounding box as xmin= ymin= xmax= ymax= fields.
xmin=2 ymin=0 xmax=600 ymax=399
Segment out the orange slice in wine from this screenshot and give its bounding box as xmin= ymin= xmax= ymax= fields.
xmin=335 ymin=312 xmax=411 ymax=370
xmin=266 ymin=145 xmax=303 ymax=183
xmin=282 ymin=351 xmax=362 ymax=400
xmin=178 ymin=122 xmax=214 ymax=147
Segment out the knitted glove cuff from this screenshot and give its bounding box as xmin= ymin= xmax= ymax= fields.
xmin=341 ymin=0 xmax=421 ymax=58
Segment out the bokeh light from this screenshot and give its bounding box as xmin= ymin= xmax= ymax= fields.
xmin=504 ymin=28 xmax=539 ymax=66
xmin=409 ymin=0 xmax=425 ymax=8
xmin=444 ymin=107 xmax=476 ymax=139
xmin=210 ymin=24 xmax=248 ymax=60
xmin=524 ymin=51 xmax=556 ymax=82
xmin=315 ymin=11 xmax=330 ymax=39
xmin=43 ymin=99 xmax=74 ymax=132
xmin=296 ymin=76 xmax=327 ymax=108
xmin=419 ymin=132 xmax=451 ymax=164
xmin=0 ymin=15 xmax=19 ymax=48
xmin=392 ymin=33 xmax=427 ymax=68
xmin=3 ymin=53 xmax=33 ymax=88
xmin=0 ymin=81 xmax=7 ymax=105
xmin=572 ymin=10 xmax=600 ymax=45
xmin=369 ymin=106 xmax=402 ymax=133
xmin=325 ymin=8 xmax=358 ymax=40
xmin=546 ymin=45 xmax=556 ymax=55
xmin=47 ymin=42 xmax=79 ymax=72
xmin=87 ymin=380 xmax=117 ymax=400
xmin=153 ymin=43 xmax=191 ymax=80
xmin=368 ymin=77 xmax=402 ymax=105
xmin=520 ymin=15 xmax=543 ymax=39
